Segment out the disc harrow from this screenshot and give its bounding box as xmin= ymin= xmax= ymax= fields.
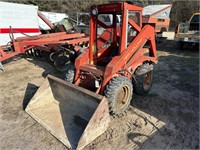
xmin=25 ymin=48 xmax=44 ymax=57
xmin=0 ymin=31 xmax=89 ymax=71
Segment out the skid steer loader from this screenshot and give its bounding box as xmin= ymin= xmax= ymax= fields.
xmin=26 ymin=2 xmax=158 ymax=150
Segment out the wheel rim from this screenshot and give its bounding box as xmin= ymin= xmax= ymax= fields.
xmin=49 ymin=52 xmax=58 ymax=61
xmin=143 ymin=72 xmax=152 ymax=91
xmin=115 ymin=85 xmax=130 ymax=110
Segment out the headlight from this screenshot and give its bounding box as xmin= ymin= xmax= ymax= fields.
xmin=92 ymin=8 xmax=98 ymax=16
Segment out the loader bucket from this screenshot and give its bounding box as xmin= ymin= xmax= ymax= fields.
xmin=25 ymin=75 xmax=110 ymax=150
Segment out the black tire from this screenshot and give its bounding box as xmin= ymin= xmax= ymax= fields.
xmin=49 ymin=52 xmax=58 ymax=61
xmin=65 ymin=66 xmax=75 ymax=83
xmin=133 ymin=70 xmax=153 ymax=95
xmin=43 ymin=51 xmax=54 ymax=66
xmin=69 ymin=48 xmax=86 ymax=63
xmin=54 ymin=55 xmax=71 ymax=72
xmin=105 ymin=76 xmax=133 ymax=115
xmin=69 ymin=50 xmax=76 ymax=63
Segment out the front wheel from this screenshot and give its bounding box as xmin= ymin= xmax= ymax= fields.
xmin=133 ymin=70 xmax=153 ymax=95
xmin=105 ymin=76 xmax=133 ymax=115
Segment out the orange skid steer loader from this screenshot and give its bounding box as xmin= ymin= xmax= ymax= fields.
xmin=25 ymin=2 xmax=157 ymax=150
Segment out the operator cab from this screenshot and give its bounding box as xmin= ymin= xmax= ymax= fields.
xmin=89 ymin=2 xmax=143 ymax=66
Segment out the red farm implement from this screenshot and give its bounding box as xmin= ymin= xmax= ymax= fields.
xmin=0 ymin=27 xmax=89 ymax=71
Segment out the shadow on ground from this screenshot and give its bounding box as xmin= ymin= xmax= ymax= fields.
xmin=22 ymin=83 xmax=39 ymax=110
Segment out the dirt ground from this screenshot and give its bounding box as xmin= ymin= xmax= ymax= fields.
xmin=0 ymin=40 xmax=199 ymax=150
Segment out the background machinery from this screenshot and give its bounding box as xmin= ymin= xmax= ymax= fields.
xmin=0 ymin=1 xmax=89 ymax=71
xmin=0 ymin=9 xmax=89 ymax=71
xmin=0 ymin=27 xmax=89 ymax=71
xmin=175 ymin=12 xmax=200 ymax=49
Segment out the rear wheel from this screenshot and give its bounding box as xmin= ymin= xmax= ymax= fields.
xmin=133 ymin=70 xmax=153 ymax=95
xmin=105 ymin=76 xmax=133 ymax=115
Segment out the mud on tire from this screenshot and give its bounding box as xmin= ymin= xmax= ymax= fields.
xmin=105 ymin=76 xmax=133 ymax=115
xmin=133 ymin=70 xmax=153 ymax=95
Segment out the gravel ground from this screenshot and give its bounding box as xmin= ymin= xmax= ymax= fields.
xmin=0 ymin=40 xmax=199 ymax=150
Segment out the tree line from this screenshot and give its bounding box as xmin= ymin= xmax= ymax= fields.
xmin=2 ymin=0 xmax=200 ymax=30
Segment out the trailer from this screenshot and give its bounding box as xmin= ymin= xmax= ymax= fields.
xmin=0 ymin=2 xmax=40 ymax=46
xmin=0 ymin=2 xmax=72 ymax=45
